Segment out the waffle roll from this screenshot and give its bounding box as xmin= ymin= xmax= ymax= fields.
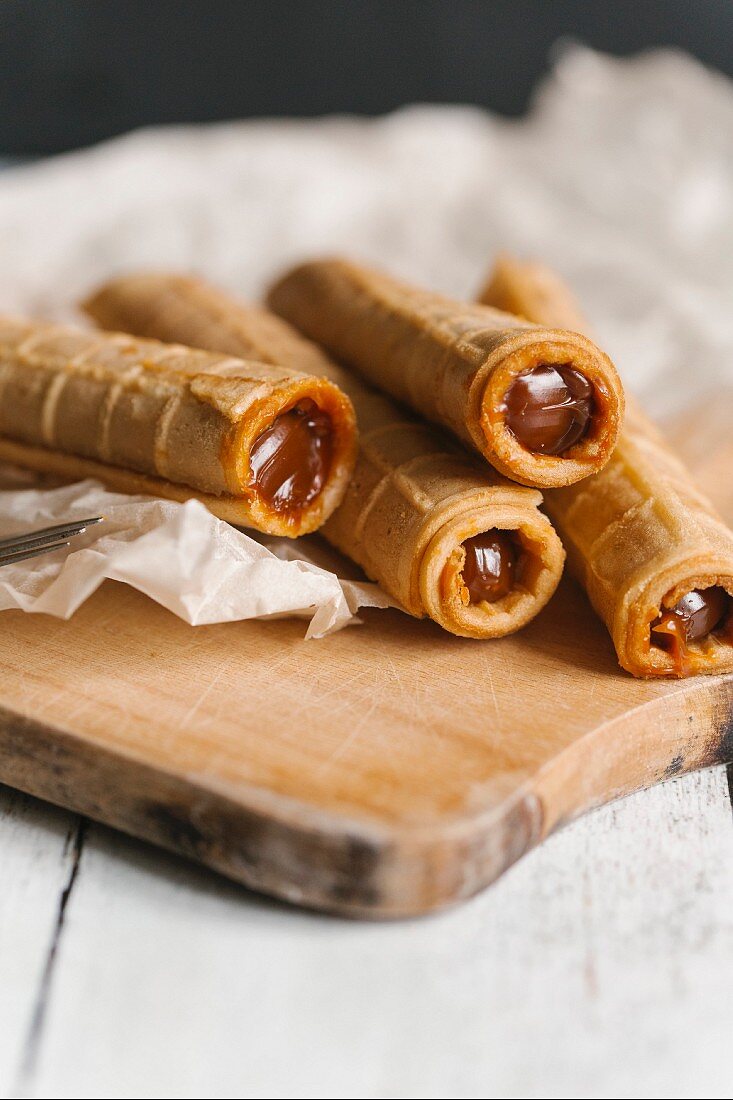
xmin=84 ymin=273 xmax=565 ymax=638
xmin=266 ymin=257 xmax=624 ymax=489
xmin=479 ymin=255 xmax=733 ymax=678
xmin=0 ymin=316 xmax=357 ymax=537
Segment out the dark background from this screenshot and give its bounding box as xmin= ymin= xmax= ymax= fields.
xmin=1 ymin=0 xmax=731 ymax=155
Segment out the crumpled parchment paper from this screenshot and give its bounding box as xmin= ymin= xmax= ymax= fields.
xmin=0 ymin=45 xmax=730 ymax=633
xmin=0 ymin=477 xmax=392 ymax=636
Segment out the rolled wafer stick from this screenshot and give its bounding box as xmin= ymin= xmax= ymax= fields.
xmin=266 ymin=257 xmax=624 ymax=489
xmin=479 ymin=255 xmax=733 ymax=678
xmin=84 ymin=273 xmax=566 ymax=638
xmin=0 ymin=316 xmax=357 ymax=537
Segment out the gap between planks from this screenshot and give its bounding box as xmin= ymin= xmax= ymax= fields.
xmin=11 ymin=817 xmax=88 ymax=1100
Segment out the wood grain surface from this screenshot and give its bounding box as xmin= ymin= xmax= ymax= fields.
xmin=0 ymin=397 xmax=731 ymax=918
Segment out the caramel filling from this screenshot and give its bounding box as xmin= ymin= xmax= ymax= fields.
xmin=249 ymin=398 xmax=333 ymax=512
xmin=504 ymin=364 xmax=594 ymax=455
xmin=461 ymin=531 xmax=519 ymax=604
xmin=651 ymin=587 xmax=730 ymax=672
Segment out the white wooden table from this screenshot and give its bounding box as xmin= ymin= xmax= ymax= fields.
xmin=2 ymin=768 xmax=733 ymax=1098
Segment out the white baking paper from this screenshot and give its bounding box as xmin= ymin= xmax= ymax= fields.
xmin=0 ymin=45 xmax=731 ymax=632
xmin=0 ymin=477 xmax=392 ymax=635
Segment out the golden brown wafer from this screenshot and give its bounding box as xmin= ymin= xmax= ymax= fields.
xmin=479 ymin=255 xmax=733 ymax=678
xmin=84 ymin=273 xmax=566 ymax=638
xmin=266 ymin=257 xmax=624 ymax=488
xmin=0 ymin=316 xmax=356 ymax=537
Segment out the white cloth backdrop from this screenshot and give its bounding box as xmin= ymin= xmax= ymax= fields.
xmin=0 ymin=47 xmax=731 ymax=413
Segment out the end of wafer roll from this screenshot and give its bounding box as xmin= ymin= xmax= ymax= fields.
xmin=3 ymin=310 xmax=358 ymax=539
xmin=556 ymin=413 xmax=733 ymax=679
xmin=468 ymin=320 xmax=625 ymax=490
xmin=323 ymin=426 xmax=566 ymax=640
xmin=268 ymin=257 xmax=624 ymax=490
xmin=416 ymin=488 xmax=565 ymax=639
xmin=83 ymin=277 xmax=360 ymax=537
xmin=218 ymin=369 xmax=359 ymax=537
xmin=615 ymin=555 xmax=733 ymax=679
xmin=475 ymin=257 xmax=624 ymax=488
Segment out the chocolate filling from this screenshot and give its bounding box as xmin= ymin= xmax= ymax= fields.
xmin=504 ymin=364 xmax=594 ymax=456
xmin=249 ymin=398 xmax=333 ymax=512
xmin=651 ymin=587 xmax=729 ymax=669
xmin=461 ymin=531 xmax=519 ymax=604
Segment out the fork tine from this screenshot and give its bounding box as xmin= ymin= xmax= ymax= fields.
xmin=0 ymin=540 xmax=72 ymax=566
xmin=0 ymin=524 xmax=92 ymax=554
xmin=0 ymin=516 xmax=103 ymax=552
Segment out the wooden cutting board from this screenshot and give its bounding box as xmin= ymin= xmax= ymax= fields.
xmin=0 ymin=396 xmax=731 ymax=918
